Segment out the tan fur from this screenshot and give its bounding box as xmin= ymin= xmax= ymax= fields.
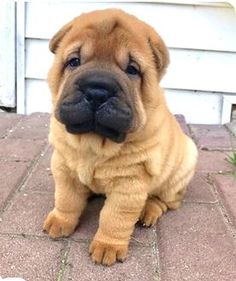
xmin=43 ymin=9 xmax=198 ymax=266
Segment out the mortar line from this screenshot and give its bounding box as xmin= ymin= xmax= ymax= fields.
xmin=19 ymin=143 xmax=51 ymax=191
xmin=187 ymin=124 xmax=203 ymax=151
xmin=186 ymin=123 xmax=196 ymax=142
xmin=199 ymin=147 xmax=236 ymax=152
xmin=209 ymin=174 xmax=236 ymax=241
xmin=183 ymin=200 xmax=219 ymax=205
xmin=0 ymin=232 xmax=91 ymax=244
xmin=0 ymin=142 xmax=50 ymax=215
xmin=0 ymin=157 xmax=29 ymax=162
xmin=1 ymin=115 xmax=26 ymax=139
xmin=152 ymin=227 xmax=161 ymax=281
xmin=57 ymin=240 xmax=71 ymax=281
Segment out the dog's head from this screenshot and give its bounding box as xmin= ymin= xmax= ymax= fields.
xmin=48 ymin=9 xmax=169 ymax=143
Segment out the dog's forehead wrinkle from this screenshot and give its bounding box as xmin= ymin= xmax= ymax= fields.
xmin=66 ymin=21 xmax=148 ymax=67
xmin=87 ymin=17 xmax=120 ymax=36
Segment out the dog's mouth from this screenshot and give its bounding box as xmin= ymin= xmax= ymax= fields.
xmin=56 ymin=70 xmax=133 ymax=143
xmin=58 ymin=96 xmax=133 ymax=143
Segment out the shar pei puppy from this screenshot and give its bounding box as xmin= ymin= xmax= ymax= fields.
xmin=43 ymin=9 xmax=198 ymax=266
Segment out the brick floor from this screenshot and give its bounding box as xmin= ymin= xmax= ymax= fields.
xmin=157 ymin=204 xmax=236 ymax=281
xmin=196 ymin=150 xmax=233 ymax=173
xmin=190 ymin=124 xmax=236 ymax=151
xmin=0 ymin=236 xmax=64 ymax=281
xmin=7 ymin=113 xmax=50 ymax=140
xmin=213 ymin=174 xmax=236 ymax=225
xmin=0 ymin=113 xmax=22 ymax=138
xmin=0 ymin=113 xmax=236 ymax=281
xmin=63 ymin=242 xmax=158 ymax=281
xmin=0 ymin=161 xmax=30 ymax=209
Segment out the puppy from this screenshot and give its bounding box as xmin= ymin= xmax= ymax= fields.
xmin=43 ymin=9 xmax=198 ymax=266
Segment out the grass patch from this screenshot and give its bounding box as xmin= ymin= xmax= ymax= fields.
xmin=228 ymin=152 xmax=236 ymax=167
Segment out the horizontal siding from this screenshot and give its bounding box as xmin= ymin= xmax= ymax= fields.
xmin=25 ymin=79 xmax=51 ymax=114
xmin=25 ymin=79 xmax=222 ymax=123
xmin=25 ymin=2 xmax=236 ymax=52
xmin=24 ymin=0 xmax=230 ymax=5
xmin=0 ymin=2 xmax=15 ymax=107
xmin=25 ymin=39 xmax=53 ymax=80
xmin=165 ymin=89 xmax=221 ymax=124
xmin=26 ymin=39 xmax=236 ymax=93
xmin=163 ymin=49 xmax=236 ymax=93
xmin=23 ymin=2 xmax=236 ymax=123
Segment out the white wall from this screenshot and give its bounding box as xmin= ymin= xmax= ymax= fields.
xmin=0 ymin=2 xmax=15 ymax=107
xmin=17 ymin=1 xmax=236 ymax=124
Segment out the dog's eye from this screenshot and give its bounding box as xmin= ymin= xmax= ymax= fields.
xmin=66 ymin=57 xmax=81 ymax=68
xmin=126 ymin=64 xmax=140 ymax=76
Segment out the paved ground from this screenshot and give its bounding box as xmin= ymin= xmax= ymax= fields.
xmin=0 ymin=112 xmax=236 ymax=281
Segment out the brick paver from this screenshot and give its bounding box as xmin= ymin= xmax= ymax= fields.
xmin=157 ymin=204 xmax=236 ymax=281
xmin=190 ymin=124 xmax=236 ymax=151
xmin=0 ymin=161 xmax=30 ymax=209
xmin=213 ymin=174 xmax=236 ymax=225
xmin=196 ymin=150 xmax=233 ymax=173
xmin=64 ymin=242 xmax=158 ymax=281
xmin=184 ymin=173 xmax=217 ymax=203
xmin=0 ymin=113 xmax=23 ymax=138
xmin=0 ymin=113 xmax=236 ymax=281
xmin=0 ymin=236 xmax=64 ymax=281
xmin=0 ymin=192 xmax=54 ymax=237
xmin=8 ymin=113 xmax=50 ymax=140
xmin=23 ymin=146 xmax=54 ymax=193
xmin=0 ymin=139 xmax=46 ymax=162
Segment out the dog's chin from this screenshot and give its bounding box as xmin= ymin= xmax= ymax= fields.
xmin=59 ymin=97 xmax=132 ymax=143
xmin=65 ymin=123 xmax=126 ymax=143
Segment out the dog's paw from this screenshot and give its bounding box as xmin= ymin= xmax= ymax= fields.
xmin=139 ymin=198 xmax=166 ymax=227
xmin=89 ymin=240 xmax=128 ymax=266
xmin=43 ymin=209 xmax=77 ymax=239
xmin=139 ymin=208 xmax=161 ymax=227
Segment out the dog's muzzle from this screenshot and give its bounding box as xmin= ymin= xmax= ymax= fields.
xmin=58 ymin=71 xmax=133 ymax=143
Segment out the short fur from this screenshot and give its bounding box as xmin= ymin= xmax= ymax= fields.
xmin=43 ymin=9 xmax=198 ymax=266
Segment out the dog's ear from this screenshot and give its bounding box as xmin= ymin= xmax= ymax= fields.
xmin=49 ymin=20 xmax=73 ymax=54
xmin=148 ymin=32 xmax=169 ymax=81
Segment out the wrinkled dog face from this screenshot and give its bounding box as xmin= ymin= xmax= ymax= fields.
xmin=49 ymin=9 xmax=169 ymax=143
xmin=59 ymin=69 xmax=133 ymax=143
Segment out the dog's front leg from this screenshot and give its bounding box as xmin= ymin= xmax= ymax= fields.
xmin=89 ymin=177 xmax=148 ymax=266
xmin=43 ymin=150 xmax=90 ymax=238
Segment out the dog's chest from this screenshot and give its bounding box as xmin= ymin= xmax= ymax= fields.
xmin=74 ymin=151 xmax=110 ymax=193
xmin=74 ymin=149 xmax=150 ymax=194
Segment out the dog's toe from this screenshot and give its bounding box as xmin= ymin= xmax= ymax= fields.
xmin=43 ymin=209 xmax=77 ymax=239
xmin=89 ymin=240 xmax=128 ymax=266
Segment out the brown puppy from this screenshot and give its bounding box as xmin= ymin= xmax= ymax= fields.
xmin=43 ymin=9 xmax=198 ymax=266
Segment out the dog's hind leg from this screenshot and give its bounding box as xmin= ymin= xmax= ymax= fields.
xmin=140 ymin=146 xmax=197 ymax=227
xmin=139 ymin=187 xmax=186 ymax=227
xmin=140 ymin=191 xmax=185 ymax=227
xmin=139 ymin=196 xmax=168 ymax=226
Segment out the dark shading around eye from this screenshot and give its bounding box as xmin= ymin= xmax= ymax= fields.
xmin=66 ymin=57 xmax=81 ymax=68
xmin=126 ymin=64 xmax=140 ymax=76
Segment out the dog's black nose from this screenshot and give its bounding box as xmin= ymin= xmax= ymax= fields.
xmin=77 ymin=71 xmax=120 ymax=109
xmin=85 ymin=88 xmax=109 ymax=108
